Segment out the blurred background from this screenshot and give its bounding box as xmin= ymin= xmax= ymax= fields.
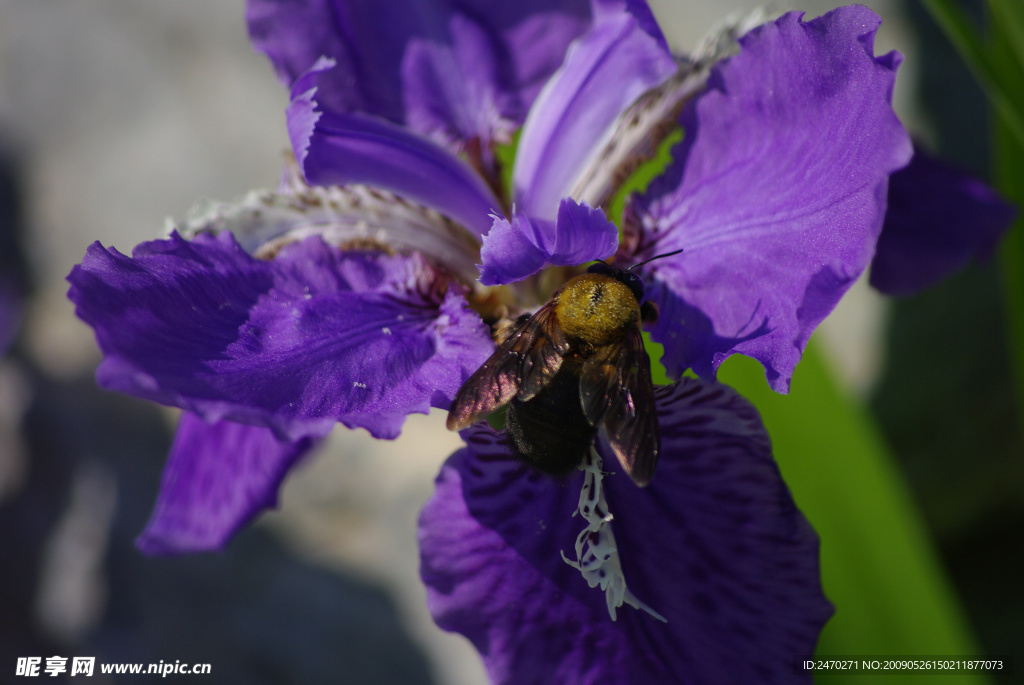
xmin=0 ymin=0 xmax=1020 ymax=683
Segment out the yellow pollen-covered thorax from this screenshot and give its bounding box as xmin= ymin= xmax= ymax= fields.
xmin=554 ymin=273 xmax=640 ymax=347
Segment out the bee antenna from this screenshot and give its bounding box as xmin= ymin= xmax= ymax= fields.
xmin=627 ymin=248 xmax=684 ymax=271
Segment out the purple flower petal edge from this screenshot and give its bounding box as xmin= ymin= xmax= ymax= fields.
xmin=137 ymin=413 xmax=326 ymax=555
xmin=420 ymin=378 xmax=830 ymax=683
xmin=247 ymin=0 xmax=595 ymax=151
xmin=871 ymin=144 xmax=1017 ymax=296
xmin=67 ymin=232 xmax=494 ymax=442
xmin=631 ymin=7 xmax=912 ymax=392
xmin=288 ymin=59 xmax=502 ymax=238
xmin=478 ymin=199 xmax=619 ymax=286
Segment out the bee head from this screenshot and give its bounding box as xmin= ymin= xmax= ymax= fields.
xmin=586 ymin=262 xmax=645 ymax=302
xmin=585 ymin=249 xmax=683 ymax=304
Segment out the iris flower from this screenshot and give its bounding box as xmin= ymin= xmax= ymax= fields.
xmin=67 ymin=1 xmax=1013 ymax=681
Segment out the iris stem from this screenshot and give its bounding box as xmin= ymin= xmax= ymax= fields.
xmin=921 ymin=0 xmax=1024 ymax=439
xmin=991 ymin=0 xmax=1024 ymax=436
xmin=919 ymin=0 xmax=1024 ymax=149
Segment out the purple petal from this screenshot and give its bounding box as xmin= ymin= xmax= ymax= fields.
xmin=137 ymin=413 xmax=325 ymax=555
xmin=399 ymin=10 xmax=521 ymax=150
xmin=248 ymin=0 xmax=594 ymax=150
xmin=630 ymin=8 xmax=912 ymax=392
xmin=289 ymin=60 xmax=502 ymax=238
xmin=478 ymin=199 xmax=619 ymax=285
xmin=513 ymin=1 xmax=675 ymax=219
xmin=67 ymin=232 xmax=494 ymax=441
xmin=477 ymin=213 xmax=551 ymax=287
xmin=870 ymin=145 xmax=1016 ymax=296
xmin=420 ymin=378 xmax=830 ymax=682
xmin=569 ymin=6 xmax=781 ymax=212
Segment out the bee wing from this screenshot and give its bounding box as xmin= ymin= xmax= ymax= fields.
xmin=515 ymin=304 xmax=569 ymax=401
xmin=446 ymin=304 xmax=568 ymax=431
xmin=579 ymin=328 xmax=659 ymax=486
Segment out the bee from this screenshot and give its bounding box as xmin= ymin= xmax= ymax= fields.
xmin=446 ymin=251 xmax=681 ymax=487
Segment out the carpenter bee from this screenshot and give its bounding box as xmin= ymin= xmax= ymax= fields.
xmin=446 ymin=251 xmax=681 ymax=487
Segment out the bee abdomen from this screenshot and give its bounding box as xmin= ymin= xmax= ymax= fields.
xmin=505 ymin=363 xmax=593 ymax=477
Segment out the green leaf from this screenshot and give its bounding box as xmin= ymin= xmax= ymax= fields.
xmin=718 ymin=343 xmax=990 ymax=685
xmin=991 ymin=1 xmax=1024 ymax=434
xmin=994 ymin=130 xmax=1024 ymax=439
xmin=494 ymin=128 xmax=521 ymax=201
xmin=988 ymin=0 xmax=1024 ymax=78
xmin=920 ymin=0 xmax=1024 ymax=149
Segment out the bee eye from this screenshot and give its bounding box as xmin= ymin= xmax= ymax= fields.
xmin=586 ymin=262 xmax=613 ymax=276
xmin=623 ymin=272 xmax=645 ymax=302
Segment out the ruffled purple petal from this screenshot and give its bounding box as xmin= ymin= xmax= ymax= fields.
xmin=513 ymin=1 xmax=675 ymax=219
xmin=871 ymin=145 xmax=1016 ymax=296
xmin=630 ymin=7 xmax=912 ymax=392
xmin=398 ymin=10 xmax=521 ymax=151
xmin=420 ymin=378 xmax=830 ymax=683
xmin=67 ymin=232 xmax=493 ymax=441
xmin=478 ymin=199 xmax=619 ymax=285
xmin=248 ymin=0 xmax=594 ymax=150
xmin=288 ymin=59 xmax=502 ymax=238
xmin=477 ymin=213 xmax=550 ymax=287
xmin=137 ymin=413 xmax=326 ymax=555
